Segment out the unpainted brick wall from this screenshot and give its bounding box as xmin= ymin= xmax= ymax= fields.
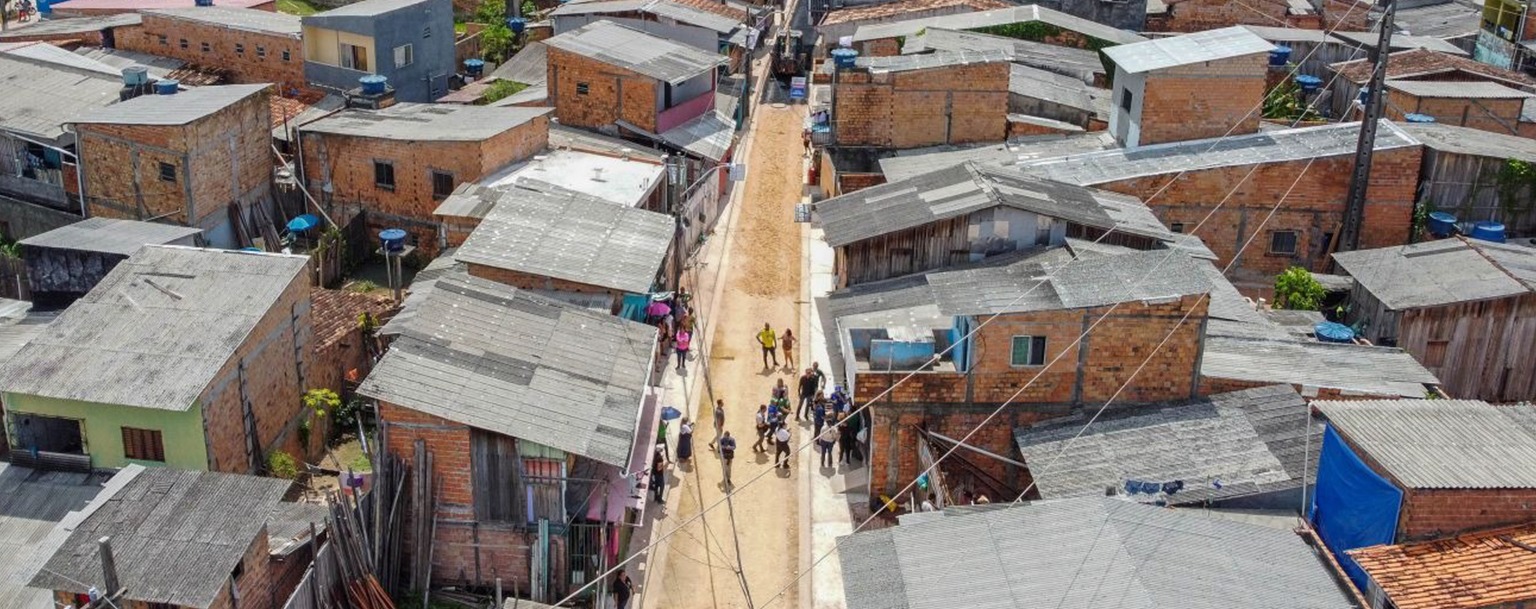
xmin=1137 ymin=54 xmax=1267 ymax=146
xmin=1146 ymin=0 xmax=1288 ymax=32
xmin=464 ymin=259 xmax=633 ymax=310
xmin=547 ymin=47 xmax=661 ymax=132
xmin=117 ymin=13 xmax=307 ymax=92
xmin=1385 ymin=94 xmax=1525 ymax=136
xmin=833 ymin=61 xmax=1009 ymax=148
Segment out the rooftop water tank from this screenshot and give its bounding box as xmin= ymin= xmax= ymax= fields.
xmin=121 ymin=65 xmax=149 ymax=86
xmin=379 ymin=228 xmax=407 ymax=252
xmin=1469 ymin=221 xmax=1507 ymax=243
xmin=506 ymin=17 xmax=526 ymax=34
xmin=359 ymin=75 xmax=388 ymax=95
xmin=1314 ymin=321 xmax=1355 ymax=344
xmin=1269 ymin=45 xmax=1292 ymax=66
xmin=1427 ymin=211 xmax=1457 ymax=238
xmin=1295 ymin=75 xmax=1322 ymax=93
xmin=154 ymin=79 xmax=179 ymax=95
xmin=464 ymin=58 xmax=485 ymax=77
xmin=1404 ymin=113 xmax=1436 ymax=123
xmin=193 ymin=0 xmax=213 ymax=5
xmin=830 ymin=48 xmax=858 ymax=70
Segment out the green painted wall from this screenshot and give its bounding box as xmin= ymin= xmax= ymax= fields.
xmin=2 ymin=393 xmax=208 ymax=470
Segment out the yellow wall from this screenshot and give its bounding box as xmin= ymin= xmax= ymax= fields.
xmin=303 ymin=27 xmax=375 ymax=69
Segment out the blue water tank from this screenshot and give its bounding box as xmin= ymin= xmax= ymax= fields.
xmin=154 ymin=79 xmax=179 ymax=95
xmin=359 ymin=74 xmax=388 ymax=95
xmin=1314 ymin=321 xmax=1355 ymax=343
xmin=1295 ymin=74 xmax=1322 ymax=93
xmin=1427 ymin=211 xmax=1458 ymax=237
xmin=464 ymin=58 xmax=485 ymax=77
xmin=1470 ymin=221 xmax=1507 ymax=243
xmin=37 ymin=0 xmax=51 ymax=13
xmin=1404 ymin=113 xmax=1436 ymax=123
xmin=1269 ymin=45 xmax=1292 ymax=66
xmin=121 ymin=66 xmax=149 ymax=86
xmin=379 ymin=228 xmax=407 ymax=252
xmin=506 ymin=17 xmax=526 ymax=34
xmin=194 ymin=0 xmax=213 ymax=6
xmin=830 ymin=48 xmax=858 ymax=69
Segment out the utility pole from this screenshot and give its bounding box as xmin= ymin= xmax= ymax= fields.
xmin=1339 ymin=0 xmax=1396 ymax=254
xmin=666 ymin=155 xmax=684 ymax=291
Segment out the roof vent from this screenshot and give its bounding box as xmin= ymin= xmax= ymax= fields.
xmin=592 ymin=167 xmax=605 ymax=182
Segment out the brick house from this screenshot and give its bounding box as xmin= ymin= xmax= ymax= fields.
xmin=73 ymin=84 xmax=274 ymax=249
xmin=46 ymin=0 xmax=275 ymax=17
xmin=0 ymin=55 xmax=122 ymax=227
xmin=1349 ymin=522 xmax=1536 ymax=609
xmin=298 ymin=104 xmax=553 ymax=257
xmin=1144 ymin=0 xmax=1287 ymax=33
xmin=1326 ymin=48 xmax=1536 ymax=123
xmin=814 ymin=161 xmax=1196 ymax=288
xmin=18 ymin=218 xmax=201 ymax=308
xmin=454 ymin=184 xmax=675 ymax=309
xmin=1332 ymin=237 xmax=1536 ymax=402
xmin=114 ymin=7 xmax=306 ymax=93
xmin=544 ymin=20 xmax=726 ymax=136
xmin=0 ymin=13 xmax=142 ymax=46
xmin=548 ymin=0 xmax=750 ymax=63
xmin=1104 ymin=27 xmax=1274 ymax=148
xmin=898 ymin=28 xmax=1107 ymax=86
xmin=829 ymin=51 xmax=1012 ymax=149
xmin=1019 ymin=121 xmax=1424 ymax=284
xmin=29 ymin=467 xmax=326 ymax=609
xmin=1380 ymin=80 xmax=1533 ymax=136
xmin=849 ymin=4 xmax=1147 ymax=58
xmin=1311 ymin=399 xmax=1536 ymax=556
xmin=0 ymin=246 xmax=314 ymax=473
xmin=828 ymin=247 xmax=1214 ymax=496
xmin=358 ymin=271 xmax=658 ymax=596
xmin=301 ymin=0 xmax=456 ymax=102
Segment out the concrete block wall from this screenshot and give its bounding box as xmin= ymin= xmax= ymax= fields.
xmin=833 ymin=62 xmax=1009 ymax=148
xmin=1137 ymin=54 xmax=1267 ymax=146
xmin=547 ymin=47 xmax=661 ymax=133
xmin=117 ymin=13 xmax=307 ymax=93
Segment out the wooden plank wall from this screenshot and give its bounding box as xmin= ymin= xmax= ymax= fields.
xmin=1397 ymin=293 xmax=1536 ymax=401
xmin=840 ymin=215 xmax=973 ymax=287
xmin=1419 ymin=148 xmax=1536 ymax=236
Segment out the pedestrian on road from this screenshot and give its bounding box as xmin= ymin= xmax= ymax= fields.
xmin=657 ymin=419 xmax=671 ymax=463
xmin=677 ymin=418 xmax=694 ymax=463
xmin=679 ymin=312 xmax=696 ymax=335
xmin=810 ymin=361 xmax=827 ymax=395
xmin=611 ymin=570 xmax=635 ymax=609
xmin=797 ymin=368 xmax=818 ymax=420
xmin=781 ymin=328 xmax=797 ymax=370
xmin=719 ymin=432 xmax=737 ymax=487
xmin=817 ymin=424 xmax=837 ymax=468
xmin=774 ymin=424 xmax=792 ymax=470
xmin=753 ymin=405 xmax=769 ymax=452
xmin=829 ymin=384 xmax=849 ymax=415
xmin=772 ymin=377 xmax=789 ymax=401
xmin=708 ymin=399 xmax=725 ymax=451
xmin=757 ymin=323 xmax=778 ymax=369
xmin=650 ymin=448 xmax=667 ymax=505
xmin=812 ymin=396 xmax=827 ymax=437
xmin=674 ymin=328 xmax=691 ymax=374
xmin=839 ymin=419 xmax=857 ymax=465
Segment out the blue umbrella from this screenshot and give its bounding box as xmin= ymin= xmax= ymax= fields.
xmin=287 ymin=214 xmax=319 ymax=232
xmin=660 ymin=406 xmax=683 ymax=421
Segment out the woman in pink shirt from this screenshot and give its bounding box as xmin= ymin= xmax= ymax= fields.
xmin=674 ymin=328 xmax=692 ymax=374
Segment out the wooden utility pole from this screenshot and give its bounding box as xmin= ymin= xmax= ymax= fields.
xmin=1339 ymin=0 xmax=1397 ymax=254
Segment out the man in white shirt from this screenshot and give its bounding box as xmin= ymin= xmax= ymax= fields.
xmin=773 ymin=425 xmax=792 ymax=470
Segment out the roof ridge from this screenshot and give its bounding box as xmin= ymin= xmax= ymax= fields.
xmin=1458 ymin=235 xmax=1536 ymax=293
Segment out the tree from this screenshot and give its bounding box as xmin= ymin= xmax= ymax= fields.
xmin=1274 ymin=266 xmax=1325 ymax=310
xmin=474 ymin=0 xmax=515 ymax=63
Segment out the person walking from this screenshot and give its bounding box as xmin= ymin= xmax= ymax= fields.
xmin=817 ymin=423 xmax=837 ymax=468
xmin=810 ymin=361 xmax=827 ymax=395
xmin=812 ymin=396 xmax=827 ymax=437
xmin=753 ymin=405 xmax=769 ymax=452
xmin=719 ymin=431 xmax=737 ymax=487
xmin=796 ymin=368 xmax=818 ymax=421
xmin=611 ymin=570 xmax=635 ymax=609
xmin=676 ymin=418 xmax=694 ymax=463
xmin=839 ymin=419 xmax=856 ymax=465
xmin=650 ymin=448 xmax=668 ymax=505
xmin=674 ymin=328 xmax=691 ymax=374
xmin=708 ymin=399 xmax=725 ymax=451
xmin=756 ymin=323 xmax=778 ymax=369
xmin=772 ymin=377 xmax=789 ymax=401
xmin=773 ymin=423 xmax=792 ymax=470
xmin=781 ymin=328 xmax=797 ymax=370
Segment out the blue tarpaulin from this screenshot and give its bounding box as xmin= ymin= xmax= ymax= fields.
xmin=1310 ymin=424 xmax=1403 ymax=591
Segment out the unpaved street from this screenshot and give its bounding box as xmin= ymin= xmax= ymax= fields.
xmin=643 ymin=103 xmax=808 ymax=609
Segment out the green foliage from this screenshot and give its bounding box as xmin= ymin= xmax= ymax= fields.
xmin=349 ymin=452 xmax=373 ymax=472
xmin=267 ymin=451 xmax=300 ymax=479
xmin=298 ymin=418 xmax=313 ymax=448
xmin=347 ymin=279 xmax=381 ymax=293
xmin=276 ymin=0 xmax=321 ymax=15
xmin=1262 ymin=76 xmax=1320 ymax=122
xmin=473 ymin=0 xmax=516 ymax=63
xmin=1411 ymin=200 xmax=1434 ymax=242
xmin=1274 ymin=266 xmax=1325 ymax=311
xmin=357 ymin=311 xmax=380 ymax=335
xmin=333 ymin=397 xmax=367 ymax=432
xmin=483 ymin=79 xmax=530 ymax=103
xmin=0 ymin=239 xmax=19 ymax=260
xmin=971 ymin=21 xmax=1063 ymax=43
xmin=521 ymin=0 xmax=537 ymax=17
xmin=304 ymin=388 xmax=341 ymax=418
xmin=1495 ymin=158 xmax=1536 ymax=220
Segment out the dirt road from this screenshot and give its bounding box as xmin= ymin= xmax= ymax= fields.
xmin=642 ymin=103 xmax=808 ymax=609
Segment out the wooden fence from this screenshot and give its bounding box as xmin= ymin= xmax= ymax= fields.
xmin=280 ymin=541 xmax=338 ymax=609
xmin=0 ymin=256 xmax=28 ymax=301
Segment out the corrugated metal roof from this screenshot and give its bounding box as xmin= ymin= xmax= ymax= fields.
xmin=299 ymin=103 xmax=551 ymax=141
xmin=900 ymin=28 xmax=1104 ymax=83
xmin=1330 ymin=30 xmax=1469 ymax=56
xmin=878 ymin=133 xmax=1118 ymax=183
xmin=0 ymin=246 xmax=310 ymax=410
xmin=432 ymin=182 xmax=501 ymax=219
xmin=1331 ymin=237 xmax=1535 ymax=310
xmin=454 ymin=185 xmax=673 ymax=294
xmin=1403 ymin=121 xmax=1536 ymax=163
xmin=1017 ymin=121 xmax=1420 ymax=186
xmin=490 ymin=41 xmax=547 ymax=85
xmin=1392 ymin=1 xmax=1481 ymax=39
xmin=30 ymin=468 xmax=294 ymax=609
xmin=305 ymin=0 xmax=429 ymax=18
xmin=549 ymin=123 xmax=667 ymax=161
xmin=659 ymin=110 xmax=735 ymax=161
xmin=73 ymin=84 xmax=269 ymax=126
xmin=1386 ymin=79 xmax=1535 ymax=98
xmin=0 ymin=14 xmax=141 ymax=41
xmin=1316 ymin=400 xmax=1536 ymax=489
xmin=851 ymin=4 xmax=1146 ymax=45
xmin=1200 ymin=332 xmax=1440 ymax=398
xmin=0 ymin=464 xmax=130 ymax=609
xmin=1015 ymin=385 xmax=1316 ymax=505
xmin=0 ymin=55 xmax=122 ymax=140
xmin=1104 ymin=26 xmax=1274 ymax=74
xmin=145 ymin=7 xmax=302 ymax=35
xmin=20 ymin=217 xmax=201 ymax=255
xmin=816 ymin=162 xmax=1174 ymax=248
xmin=839 ymin=496 xmax=1355 ymax=609
xmin=0 ymin=304 xmax=56 ymax=367
xmin=855 ymin=47 xmax=1014 ymax=73
xmin=358 ymin=272 xmax=655 ymax=466
xmin=74 ymin=46 xmax=196 ymax=82
xmin=1008 ymin=63 xmax=1100 ymax=113
xmin=0 ymin=41 xmax=120 ymax=76
xmin=544 ymin=20 xmax=725 ymax=85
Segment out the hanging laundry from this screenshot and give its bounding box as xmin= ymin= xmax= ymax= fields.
xmin=1162 ymin=480 xmax=1185 ymax=495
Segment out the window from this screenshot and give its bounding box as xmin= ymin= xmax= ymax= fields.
xmin=235 ymin=43 xmax=245 ymax=54
xmin=200 ymin=41 xmax=211 ymax=53
xmin=179 ymin=38 xmax=188 ymax=49
xmin=256 ymin=45 xmax=266 ymax=58
xmin=374 ymin=161 xmax=396 ymax=190
xmin=157 ymin=34 xmax=168 ymax=45
xmin=158 ymin=162 xmax=176 ymax=183
xmin=1010 ymin=336 xmax=1047 ymax=367
xmin=393 ymin=43 xmax=413 ymax=68
xmin=1120 ymin=88 xmax=1133 ymax=112
xmin=282 ymin=49 xmax=291 ymax=61
xmin=338 ymin=42 xmax=369 ymax=71
xmin=576 ymin=82 xmax=590 ymax=95
xmin=1269 ymin=230 xmax=1299 ymax=255
xmin=471 ymin=429 xmax=520 ymax=522
xmin=431 ymin=170 xmax=455 ymax=199
xmin=1170 ymin=222 xmax=1185 ymax=233
xmin=121 ymin=427 xmax=165 ymax=462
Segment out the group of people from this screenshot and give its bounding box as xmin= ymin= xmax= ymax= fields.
xmin=755 ymin=323 xmax=798 ymax=371
xmin=650 ymin=288 xmax=696 ymax=375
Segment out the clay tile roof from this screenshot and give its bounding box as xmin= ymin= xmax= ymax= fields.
xmin=821 ymin=0 xmax=1012 ymax=26
xmin=311 ymin=289 xmax=397 ymax=351
xmin=1348 ymin=523 xmax=1536 ymax=609
xmin=1329 ymin=48 xmax=1536 ymax=88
